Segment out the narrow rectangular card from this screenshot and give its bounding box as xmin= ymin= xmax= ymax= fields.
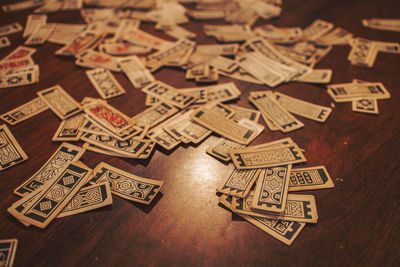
xmin=289 ymin=166 xmax=334 ymax=191
xmin=217 ymin=168 xmax=261 ymax=198
xmin=93 ymin=162 xmax=163 ymax=204
xmin=249 ymin=91 xmax=304 ymax=133
xmin=23 ymin=14 xmax=47 ymax=38
xmin=229 ymin=144 xmax=306 ymax=169
xmin=352 ymin=99 xmax=379 ymax=114
xmin=86 ymin=68 xmax=126 ymax=99
xmin=79 ymin=119 xmax=142 ymax=141
xmin=80 ymin=132 xmax=149 ymax=158
xmin=147 ymin=125 xmax=181 ymax=150
xmin=25 ymin=23 xmax=55 ymax=46
xmin=274 ymin=92 xmax=332 ymax=123
xmin=14 ymin=162 xmax=91 ymax=228
xmin=0 ymin=125 xmax=28 ymax=171
xmin=142 ymin=81 xmax=197 ymax=109
xmin=0 ymin=22 xmax=23 ymax=37
xmin=57 ymin=181 xmax=113 ymax=218
xmin=37 ymin=85 xmax=82 ymax=120
xmin=0 ymin=57 xmax=34 ymax=72
xmin=251 ymin=165 xmax=292 ymax=213
xmin=1 ymin=97 xmax=48 ymax=125
xmin=75 ymin=49 xmax=120 ymax=72
xmin=229 ymin=105 xmax=260 ymax=123
xmin=0 ymin=239 xmax=18 ymax=267
xmin=83 ymin=99 xmax=132 ymax=134
xmin=118 ymin=56 xmax=155 ymax=88
xmin=131 ymin=102 xmax=178 ymax=128
xmin=233 ymin=193 xmax=318 ymax=223
xmin=327 ymin=82 xmax=390 ymax=102
xmin=239 ymin=214 xmax=306 ymax=246
xmin=14 ymin=142 xmax=85 ymax=196
xmin=206 ymin=138 xmax=243 ymax=162
xmin=1 ymin=46 xmax=36 ymax=61
xmin=295 ymin=69 xmax=332 ymax=84
xmin=190 ymin=108 xmax=257 ymax=145
xmin=52 ymin=113 xmax=85 ymax=141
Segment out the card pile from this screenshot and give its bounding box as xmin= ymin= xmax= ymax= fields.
xmin=217 ymin=137 xmax=335 ymax=245
xmin=7 ymin=142 xmax=163 ymax=229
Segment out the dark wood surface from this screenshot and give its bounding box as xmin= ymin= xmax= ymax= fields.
xmin=1 ymin=0 xmax=400 ymax=266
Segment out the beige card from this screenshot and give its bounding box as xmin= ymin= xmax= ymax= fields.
xmin=11 ymin=162 xmax=91 ymax=228
xmin=23 ymin=14 xmax=47 ymax=38
xmin=80 ymin=119 xmax=142 ymax=142
xmin=229 ymin=105 xmax=260 ymax=123
xmin=190 ymin=108 xmax=258 ymax=145
xmin=118 ymin=55 xmax=155 ymax=88
xmin=83 ymin=99 xmax=133 ymax=134
xmin=352 ymin=99 xmax=379 ymax=114
xmin=0 ymin=124 xmax=28 ymax=171
xmin=142 ymin=81 xmax=197 ymax=109
xmin=249 ymin=91 xmax=304 ymax=133
xmin=239 ymin=212 xmax=306 ymax=246
xmin=251 ymin=165 xmax=292 ymax=213
xmin=25 ymin=23 xmax=55 ymax=46
xmin=14 ymin=142 xmax=85 ymax=196
xmin=289 ymin=166 xmax=334 ymax=191
xmin=217 ymin=194 xmax=306 ymax=246
xmin=37 ymin=85 xmax=82 ymax=120
xmin=93 ymin=162 xmax=163 ymax=204
xmin=131 ymin=102 xmax=178 ymax=128
xmin=327 ymin=82 xmax=390 ymax=102
xmin=229 ymin=144 xmax=306 ymax=169
xmin=57 ymin=181 xmax=113 ymax=218
xmin=1 ymin=97 xmax=48 ymax=125
xmin=52 ymin=113 xmax=85 ymax=141
xmin=86 ymin=68 xmax=126 ymax=99
xmin=273 ymin=92 xmax=332 ymax=123
xmin=147 ymin=124 xmax=181 ymax=150
xmin=1 ymin=46 xmax=37 ymax=61
xmin=206 ymin=138 xmax=244 ymax=162
xmin=295 ymin=69 xmax=332 ymax=84
xmin=80 ymin=132 xmax=149 ymax=158
xmin=0 ymin=239 xmax=18 ymax=267
xmin=302 ymin=19 xmax=334 ymax=40
xmin=75 ymin=49 xmax=121 ymax=72
xmin=233 ymin=193 xmax=318 ymax=223
xmin=217 ymin=168 xmax=261 ymax=198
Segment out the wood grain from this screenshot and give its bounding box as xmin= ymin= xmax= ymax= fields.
xmin=1 ymin=0 xmax=400 ymax=265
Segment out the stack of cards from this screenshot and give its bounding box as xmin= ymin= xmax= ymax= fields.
xmin=216 ymin=137 xmax=334 ymax=245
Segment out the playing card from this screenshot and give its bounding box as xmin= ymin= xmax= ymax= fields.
xmin=233 ymin=193 xmax=318 ymax=223
xmin=14 ymin=142 xmax=85 ymax=196
xmin=289 ymin=166 xmax=334 ymax=191
xmin=206 ymin=138 xmax=243 ymax=162
xmin=80 ymin=132 xmax=150 ymax=158
xmin=92 ymin=162 xmax=163 ymax=204
xmin=0 ymin=125 xmax=28 ymax=171
xmin=229 ymin=144 xmax=306 ymax=169
xmin=1 ymin=46 xmax=36 ymax=61
xmin=0 ymin=22 xmax=23 ymax=37
xmin=229 ymin=105 xmax=260 ymax=123
xmin=217 ymin=168 xmax=261 ymax=198
xmin=52 ymin=113 xmax=85 ymax=141
xmin=327 ymin=82 xmax=390 ymax=102
xmin=37 ymin=85 xmax=82 ymax=120
xmin=251 ymin=165 xmax=292 ymax=213
xmin=23 ymin=14 xmax=47 ymax=38
xmin=131 ymin=102 xmax=178 ymax=128
xmin=142 ymin=81 xmax=197 ymax=109
xmin=352 ymin=99 xmax=379 ymax=114
xmin=249 ymin=91 xmax=304 ymax=133
xmin=11 ymin=162 xmax=91 ymax=228
xmin=83 ymin=98 xmax=132 ymax=134
xmin=273 ymin=92 xmax=332 ymax=123
xmin=190 ymin=108 xmax=258 ymax=145
xmin=80 ymin=119 xmax=142 ymax=141
xmin=0 ymin=239 xmax=18 ymax=267
xmin=57 ymin=181 xmax=113 ymax=218
xmin=86 ymin=68 xmax=126 ymax=99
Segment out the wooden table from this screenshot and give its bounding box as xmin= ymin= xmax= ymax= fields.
xmin=1 ymin=0 xmax=399 ymax=266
